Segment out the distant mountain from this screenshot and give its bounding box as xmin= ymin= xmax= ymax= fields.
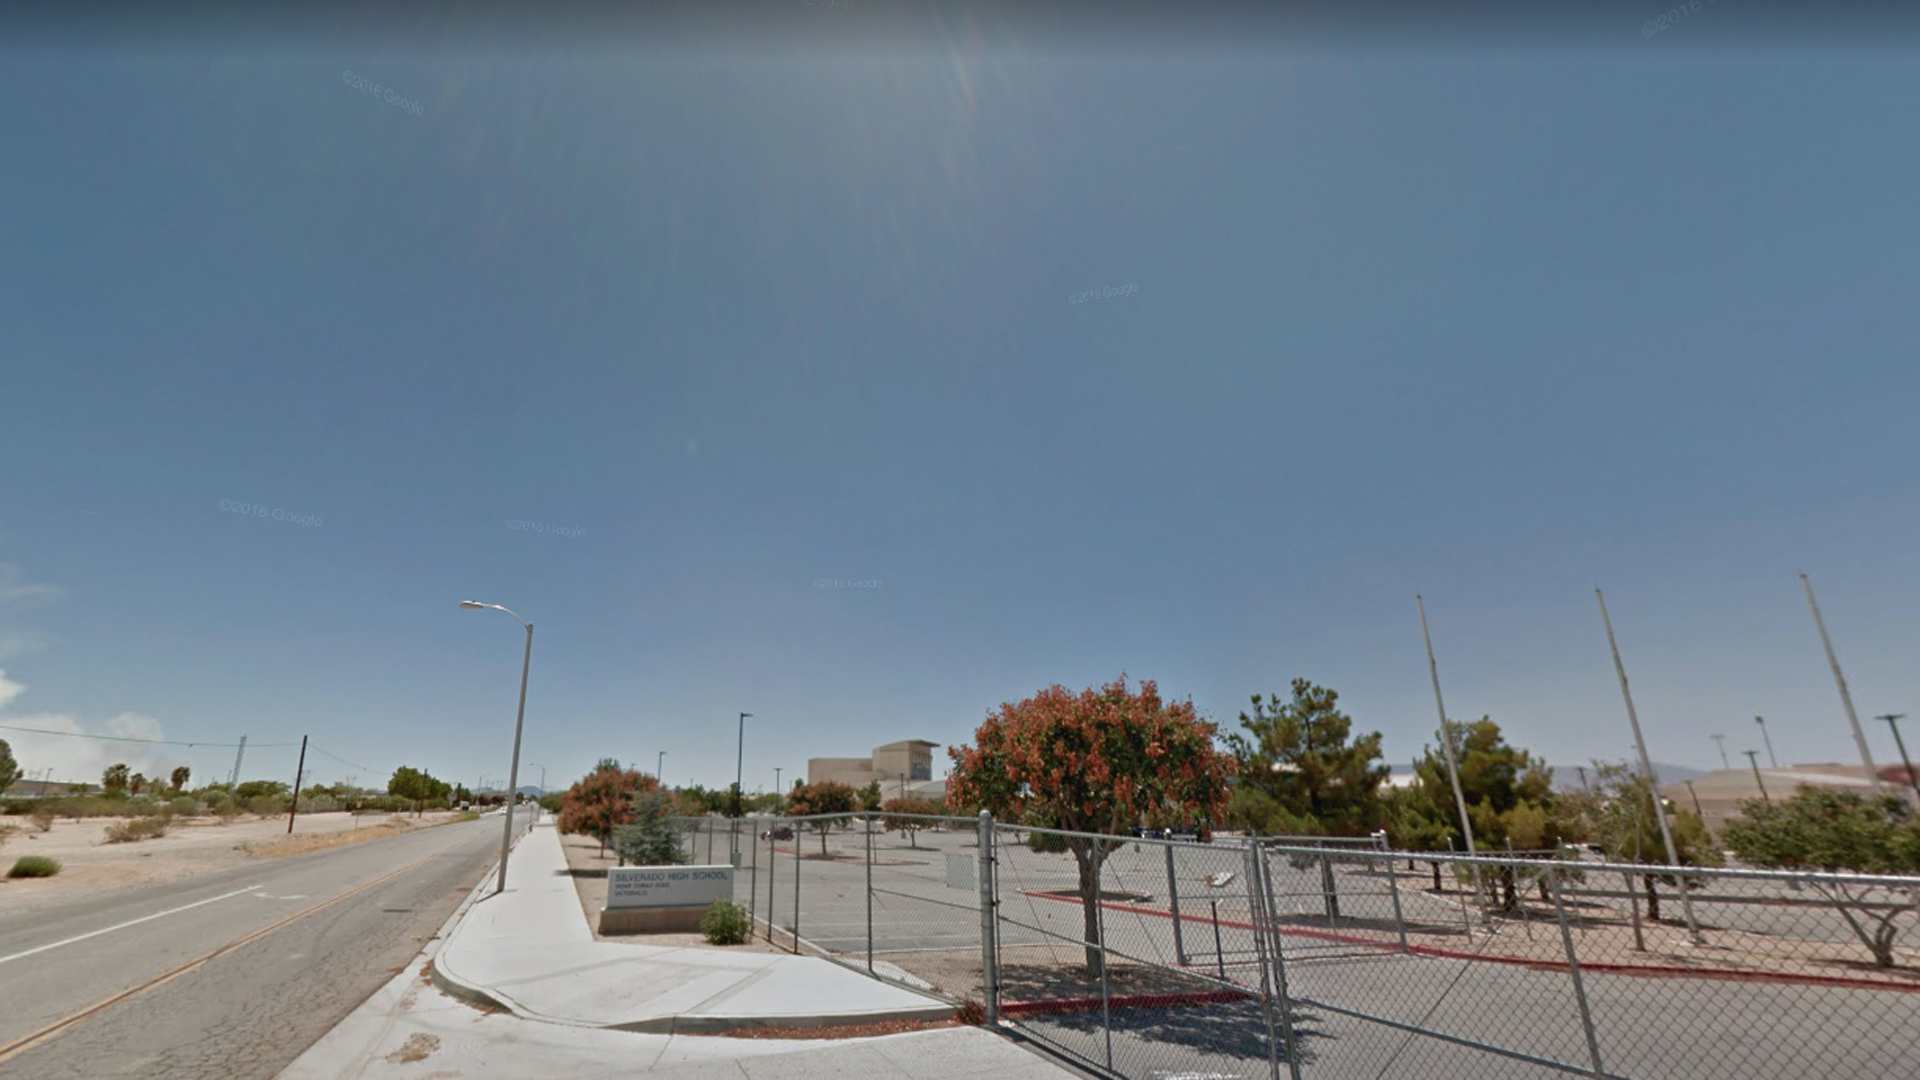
xmin=1551 ymin=761 xmax=1707 ymax=792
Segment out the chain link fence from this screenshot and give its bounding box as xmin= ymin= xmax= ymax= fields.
xmin=653 ymin=815 xmax=1920 ymax=1079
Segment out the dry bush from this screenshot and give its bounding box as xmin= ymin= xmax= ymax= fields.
xmin=29 ymin=806 xmax=55 ymax=833
xmin=104 ymin=814 xmax=171 ymax=843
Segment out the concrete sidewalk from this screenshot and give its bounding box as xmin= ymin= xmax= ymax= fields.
xmin=432 ymin=821 xmax=958 ymax=1033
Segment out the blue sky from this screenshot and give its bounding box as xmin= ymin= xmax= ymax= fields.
xmin=3 ymin=6 xmax=1918 ymax=796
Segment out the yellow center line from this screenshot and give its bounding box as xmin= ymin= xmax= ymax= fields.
xmin=0 ymin=826 xmax=491 ymax=1065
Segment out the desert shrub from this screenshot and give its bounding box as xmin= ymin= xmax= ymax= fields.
xmin=215 ymin=802 xmax=245 ymax=824
xmin=2 ymin=799 xmax=34 ymax=815
xmin=29 ymin=807 xmax=55 ymax=833
xmin=297 ymin=794 xmax=341 ymax=814
xmin=0 ymin=822 xmax=15 ymax=851
xmin=169 ymin=797 xmax=201 ymax=816
xmin=699 ymin=899 xmax=752 ymax=945
xmin=244 ymin=796 xmax=285 ymax=817
xmin=8 ymin=856 xmax=60 ymax=878
xmin=104 ymin=815 xmax=171 ymax=843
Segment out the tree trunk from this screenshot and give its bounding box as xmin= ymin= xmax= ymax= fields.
xmin=1075 ymin=848 xmax=1106 ymax=980
xmin=1430 ymin=861 xmax=1442 ymax=891
xmin=1643 ymin=874 xmax=1661 ymax=923
xmin=1500 ymin=865 xmax=1518 ymax=913
xmin=1538 ymin=876 xmax=1551 ymax=903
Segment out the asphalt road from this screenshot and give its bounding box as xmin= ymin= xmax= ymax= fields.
xmin=0 ymin=812 xmax=528 ymax=1080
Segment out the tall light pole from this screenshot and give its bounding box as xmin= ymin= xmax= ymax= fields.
xmin=734 ymin=713 xmax=752 ymax=820
xmin=774 ymin=766 xmax=782 ymax=795
xmin=461 ymin=600 xmax=534 ymax=895
xmin=1754 ymin=716 xmax=1778 ymax=769
xmin=1711 ymin=735 xmax=1729 ymax=771
xmin=657 ymin=751 xmax=666 ymax=784
xmin=1744 ymin=750 xmax=1770 ymax=803
xmin=1801 ymin=572 xmax=1883 ymax=794
xmin=1416 ymin=596 xmax=1488 ymax=924
xmin=1596 ymin=588 xmax=1701 ymax=944
xmin=525 ymin=763 xmax=548 ymax=800
xmin=1684 ymin=780 xmax=1704 ymax=821
xmin=1875 ymin=714 xmax=1920 ymax=803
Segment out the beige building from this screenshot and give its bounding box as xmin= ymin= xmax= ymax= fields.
xmin=809 ymin=739 xmax=940 ymax=798
xmin=1659 ymin=762 xmax=1894 ymax=836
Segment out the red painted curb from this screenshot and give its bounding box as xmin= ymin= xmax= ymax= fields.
xmin=1019 ymin=890 xmax=1920 ymax=995
xmin=1002 ymin=989 xmax=1254 ymax=1017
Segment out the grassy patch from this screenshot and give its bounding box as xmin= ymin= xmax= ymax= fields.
xmin=8 ymin=855 xmax=61 ymax=878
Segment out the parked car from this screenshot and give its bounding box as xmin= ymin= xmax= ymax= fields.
xmin=760 ymin=824 xmax=794 ymax=841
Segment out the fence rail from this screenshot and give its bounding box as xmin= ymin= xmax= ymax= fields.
xmin=652 ymin=814 xmax=1920 ymax=1079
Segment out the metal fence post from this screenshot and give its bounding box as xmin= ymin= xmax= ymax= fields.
xmin=748 ymin=819 xmax=758 ymax=928
xmin=1095 ymin=844 xmax=1113 ymax=1074
xmin=1383 ymin=850 xmax=1410 ymax=953
xmin=793 ymin=817 xmax=803 ymax=953
xmin=977 ymin=810 xmax=999 ymax=1025
xmin=1319 ymin=853 xmax=1340 ymax=922
xmin=1165 ymin=842 xmax=1187 ymax=966
xmin=1548 ymin=871 xmax=1608 ymax=1079
xmin=867 ymin=813 xmax=876 ymax=975
xmin=767 ymin=824 xmax=777 ymax=945
xmin=1249 ymin=839 xmax=1303 ymax=1080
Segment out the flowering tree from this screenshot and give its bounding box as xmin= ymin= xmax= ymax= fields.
xmin=786 ymin=780 xmax=858 ymax=854
xmin=557 ymin=762 xmax=659 ymax=855
xmin=947 ymin=675 xmax=1234 ymax=976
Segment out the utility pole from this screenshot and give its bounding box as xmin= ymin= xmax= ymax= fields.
xmin=1755 ymin=716 xmax=1778 ymax=769
xmin=1711 ymin=734 xmax=1729 ymax=771
xmin=1684 ymin=780 xmax=1704 ymax=820
xmin=1744 ymin=750 xmax=1770 ymax=803
xmin=734 ymin=713 xmax=752 ymax=824
xmin=228 ymin=734 xmax=248 ymax=792
xmin=1596 ymin=588 xmax=1701 ymax=944
xmin=1876 ymin=714 xmax=1920 ymax=803
xmin=657 ymin=751 xmax=665 ymax=783
xmin=286 ymin=735 xmax=308 ymax=834
xmin=1800 ymin=572 xmax=1884 ymax=794
xmin=774 ymin=766 xmax=782 ymax=795
xmin=1576 ymin=765 xmax=1592 ymax=795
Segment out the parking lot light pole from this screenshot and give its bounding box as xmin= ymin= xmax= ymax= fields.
xmin=1744 ymin=750 xmax=1770 ymax=803
xmin=1876 ymin=714 xmax=1920 ymax=803
xmin=734 ymin=713 xmax=753 ymax=852
xmin=461 ymin=600 xmax=534 ymax=895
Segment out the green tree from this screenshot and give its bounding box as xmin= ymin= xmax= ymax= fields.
xmin=1724 ymin=787 xmax=1920 ymax=968
xmin=947 ymin=675 xmax=1234 ymax=977
xmin=857 ymin=780 xmax=884 ymax=813
xmin=169 ymin=766 xmax=191 ymax=793
xmin=387 ymin=767 xmax=432 ymax=815
xmin=557 ymin=763 xmax=658 ymax=854
xmin=103 ymin=762 xmax=131 ymax=794
xmin=1560 ymin=761 xmax=1720 ymax=923
xmin=0 ymin=739 xmax=17 ymax=795
xmin=1414 ymin=718 xmax=1559 ymax=911
xmin=1226 ymin=680 xmax=1390 ymax=837
xmin=786 ymin=780 xmax=858 ymax=854
xmin=1380 ymin=783 xmax=1459 ymax=890
xmin=880 ymin=797 xmax=941 ymax=848
xmin=129 ymin=772 xmax=148 ymax=796
xmin=612 ymin=789 xmax=688 ymax=867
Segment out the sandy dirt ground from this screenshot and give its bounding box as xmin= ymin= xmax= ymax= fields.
xmin=0 ymin=810 xmax=470 ymax=918
xmin=559 ymin=828 xmax=781 ymax=952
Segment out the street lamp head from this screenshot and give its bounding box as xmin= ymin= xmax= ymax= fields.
xmin=459 ymin=600 xmax=486 ymax=609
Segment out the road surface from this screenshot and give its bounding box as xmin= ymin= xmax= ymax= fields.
xmin=0 ymin=812 xmax=527 ymax=1080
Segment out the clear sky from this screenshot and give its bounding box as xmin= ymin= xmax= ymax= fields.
xmin=3 ymin=3 xmax=1918 ymax=797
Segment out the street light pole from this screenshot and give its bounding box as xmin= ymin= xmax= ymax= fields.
xmin=1755 ymin=716 xmax=1778 ymax=769
xmin=774 ymin=766 xmax=782 ymax=795
xmin=461 ymin=600 xmax=535 ymax=896
xmin=1744 ymin=750 xmax=1770 ymax=803
xmin=1801 ymin=572 xmax=1884 ymax=794
xmin=1875 ymin=715 xmax=1920 ymax=803
xmin=1596 ymin=588 xmax=1701 ymax=944
xmin=1711 ymin=735 xmax=1729 ymax=771
xmin=1416 ymin=595 xmax=1488 ymax=925
xmin=525 ymin=763 xmax=548 ymax=803
xmin=734 ymin=713 xmax=752 ymax=820
xmin=657 ymin=751 xmax=665 ymax=784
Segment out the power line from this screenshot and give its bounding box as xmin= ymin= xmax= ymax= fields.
xmin=306 ymin=743 xmax=376 ymax=773
xmin=0 ymin=723 xmax=296 ymax=748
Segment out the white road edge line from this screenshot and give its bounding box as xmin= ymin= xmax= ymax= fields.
xmin=0 ymin=884 xmax=263 ymax=966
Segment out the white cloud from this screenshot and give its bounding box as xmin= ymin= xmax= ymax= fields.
xmin=0 ymin=671 xmax=221 ymax=790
